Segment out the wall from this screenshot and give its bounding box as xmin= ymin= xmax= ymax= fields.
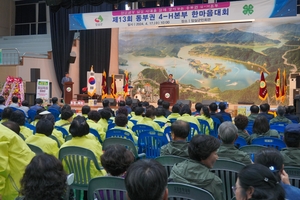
xmin=0 ymin=0 xmax=15 ymax=36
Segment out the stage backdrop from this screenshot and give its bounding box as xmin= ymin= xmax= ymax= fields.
xmin=118 ymin=15 xmax=300 ymax=105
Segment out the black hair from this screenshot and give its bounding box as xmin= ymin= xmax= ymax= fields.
xmin=234 ymin=114 xmax=249 ymax=130
xmin=145 ymin=106 xmax=156 ymax=118
xmin=36 ymin=118 xmax=54 ymax=136
xmin=2 ymin=121 xmax=20 ymax=135
xmin=284 ymin=126 xmax=300 ymax=147
xmin=209 ymin=102 xmax=218 ymax=112
xmin=171 ymin=104 xmax=181 ymax=113
xmin=195 ymin=102 xmax=203 ymax=112
xmin=35 ymin=98 xmax=43 ymax=105
xmin=134 ymin=107 xmax=144 ymax=116
xmin=253 ymin=115 xmax=269 ymax=135
xmin=286 ymin=106 xmax=296 ymax=114
xmin=61 ymin=109 xmax=73 ymax=120
xmin=125 ymin=159 xmax=167 ymax=200
xmin=260 ymin=103 xmax=270 ymax=113
xmin=117 ymin=107 xmax=128 ymax=116
xmin=157 ymin=99 xmax=164 ymax=106
xmin=188 ymin=135 xmax=220 ymax=162
xmin=0 ymin=96 xmax=5 ymax=104
xmin=102 ymin=99 xmax=109 ymax=107
xmin=180 ymin=104 xmax=191 ymax=115
xmin=81 ymin=105 xmax=91 ymax=115
xmin=171 ymin=120 xmax=190 ymax=139
xmin=115 ymin=114 xmax=128 ymax=127
xmin=250 ymin=105 xmax=259 ymax=114
xmin=238 ymin=164 xmax=285 ymax=200
xmin=1 ymin=107 xmax=13 ymax=119
xmin=118 ymin=100 xmax=125 ymax=107
xmin=218 ymin=102 xmax=226 ymax=111
xmin=20 ymin=153 xmax=67 ymax=200
xmin=52 ymin=97 xmax=58 ymax=104
xmin=34 ymin=108 xmax=46 ymax=121
xmin=21 ymin=100 xmax=29 ymax=107
xmin=69 ymin=116 xmax=89 ymax=137
xmin=100 ymin=144 xmax=134 ymax=176
xmin=162 ymin=101 xmax=170 ymax=109
xmin=155 ymin=107 xmax=166 ymax=117
xmin=88 ymin=110 xmax=101 ymax=122
xmin=202 ymin=106 xmax=211 ymax=118
xmin=12 ymin=96 xmax=18 ymax=103
xmin=142 ymin=101 xmax=149 ymax=107
xmin=126 ymin=98 xmax=132 ymax=106
xmin=42 ymin=114 xmax=55 ymax=125
xmin=99 ymin=108 xmax=112 ymax=120
xmin=61 ymin=104 xmax=71 ymax=112
xmin=10 ymin=110 xmax=26 ymax=125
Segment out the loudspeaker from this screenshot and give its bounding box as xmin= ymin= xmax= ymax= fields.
xmin=105 ymin=98 xmax=117 ymax=106
xmin=296 ymin=76 xmax=300 ymax=88
xmin=201 ymin=100 xmax=215 ymax=106
xmin=176 ymin=100 xmax=192 ymax=108
xmin=69 ymin=56 xmax=76 ymax=64
xmin=30 ymin=68 xmax=40 ymax=82
xmin=45 ymin=0 xmax=62 ymax=6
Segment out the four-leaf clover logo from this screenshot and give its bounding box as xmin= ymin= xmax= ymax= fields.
xmin=243 ymin=4 xmax=254 ymax=15
xmin=94 ymin=15 xmax=104 ymax=23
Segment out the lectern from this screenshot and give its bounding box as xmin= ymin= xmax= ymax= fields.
xmin=160 ymin=82 xmax=179 ymax=105
xmin=63 ymin=82 xmax=74 ymax=104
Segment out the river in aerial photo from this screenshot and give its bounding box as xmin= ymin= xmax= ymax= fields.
xmin=119 ymin=44 xmax=264 ymax=92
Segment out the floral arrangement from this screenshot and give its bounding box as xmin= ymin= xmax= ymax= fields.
xmin=0 ymin=76 xmax=24 ymax=106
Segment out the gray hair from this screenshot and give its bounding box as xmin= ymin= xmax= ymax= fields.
xmin=277 ymin=106 xmax=286 ymax=116
xmin=218 ymin=121 xmax=238 ymax=144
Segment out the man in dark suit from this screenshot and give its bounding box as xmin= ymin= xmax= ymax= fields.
xmin=209 ymin=102 xmax=224 ymax=123
xmin=258 ymin=103 xmax=274 ymax=121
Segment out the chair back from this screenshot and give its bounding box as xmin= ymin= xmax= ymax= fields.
xmin=284 ymin=166 xmax=300 ymax=187
xmin=188 ymin=123 xmax=200 ymax=141
xmin=55 ymin=126 xmax=69 ymax=138
xmin=27 ymin=143 xmax=43 ymax=154
xmin=89 ymin=128 xmax=103 ymax=144
xmin=25 ymin=122 xmax=36 ymax=134
xmin=138 ymin=131 xmax=169 ymax=158
xmin=0 ymin=109 xmax=3 ymax=120
xmin=234 ymin=136 xmax=247 ymax=148
xmin=59 ymin=146 xmax=101 ymax=191
xmin=251 ymin=137 xmax=286 ymax=150
xmin=211 ymin=117 xmax=221 ymax=138
xmin=245 ymin=121 xmax=254 ymax=135
xmin=129 ymin=119 xmax=138 ymax=125
xmin=155 ymin=155 xmax=188 ymax=176
xmin=211 ymin=159 xmax=245 ymax=200
xmin=48 ymin=108 xmax=60 ymax=121
xmin=102 ymin=137 xmax=146 ymax=160
xmin=107 ymin=123 xmax=116 ymax=130
xmin=168 ymin=182 xmax=215 ymax=200
xmin=239 ymin=145 xmax=267 ymax=161
xmin=155 ymin=121 xmax=166 ymax=128
xmin=27 ymin=109 xmax=37 ymax=122
xmin=222 ymin=115 xmax=232 ymax=122
xmin=10 ymin=107 xmax=18 ymax=111
xmin=132 ymin=124 xmax=154 ymax=137
xmin=198 ymin=119 xmax=213 ymax=136
xmin=164 ymin=126 xmax=172 ymax=141
xmin=88 ymin=176 xmax=126 ymax=200
xmin=106 ymin=129 xmax=134 ymax=142
xmin=169 ymin=118 xmax=177 ymax=124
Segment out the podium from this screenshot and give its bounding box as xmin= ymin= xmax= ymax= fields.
xmin=160 ymin=82 xmax=179 ymax=105
xmin=63 ymin=82 xmax=74 ymax=104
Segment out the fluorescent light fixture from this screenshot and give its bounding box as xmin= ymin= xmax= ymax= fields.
xmin=158 ymin=19 xmax=255 ymax=27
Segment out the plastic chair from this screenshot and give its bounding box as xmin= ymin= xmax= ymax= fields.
xmin=19 ymin=133 xmax=26 ymax=140
xmin=270 ymin=124 xmax=286 ymax=135
xmin=211 ymin=159 xmax=246 ymax=200
xmin=25 ymin=122 xmax=36 ymax=134
xmin=89 ymin=128 xmax=103 ymax=144
xmin=27 ymin=109 xmax=37 ymax=122
xmin=27 ymin=143 xmax=43 ymax=154
xmin=284 ymin=166 xmax=300 ymax=188
xmin=88 ymin=176 xmax=126 ymax=200
xmin=239 ymin=145 xmax=267 ymax=162
xmin=154 ymin=121 xmax=166 ymax=128
xmin=188 ymin=123 xmax=200 ymax=141
xmin=48 ymin=108 xmax=60 ymax=121
xmin=169 ymin=118 xmax=177 ymax=124
xmin=129 ymin=119 xmax=138 ymax=125
xmin=164 ymin=126 xmax=172 ymax=141
xmin=222 ymin=115 xmax=232 ymax=122
xmin=251 ymin=137 xmax=286 ymax=150
xmin=234 ymin=136 xmax=247 ymax=148
xmin=245 ymin=121 xmax=254 ymax=135
xmin=102 ymin=137 xmax=146 ymax=160
xmin=155 ymin=155 xmax=188 ymax=176
xmin=107 ymin=123 xmax=116 ymax=130
xmin=132 ymin=124 xmax=154 ymax=137
xmin=137 ymin=130 xmax=169 ymax=158
xmin=65 ymin=135 xmax=72 ymax=142
xmin=0 ymin=109 xmax=3 ymax=120
xmin=198 ymin=119 xmax=213 ymax=136
xmin=168 ymin=182 xmax=215 ymax=200
xmin=211 ymin=117 xmax=221 ymax=138
xmin=55 ymin=126 xmax=69 ymax=138
xmin=59 ymin=146 xmax=102 ymax=200
xmin=106 ymin=129 xmax=134 ymax=142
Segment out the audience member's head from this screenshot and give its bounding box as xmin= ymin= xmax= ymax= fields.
xmin=51 ymin=97 xmax=58 ymax=104
xmin=155 ymin=107 xmax=165 ymax=117
xmin=41 ymin=114 xmax=55 ymax=125
xmin=252 ymin=115 xmax=269 ymax=135
xmin=88 ymin=110 xmax=101 ymax=122
xmin=180 ymin=104 xmax=191 ymax=115
xmin=21 ymin=100 xmax=29 ymax=107
xmin=171 ymin=104 xmax=181 ymax=114
xmin=0 ymin=96 xmax=5 ymax=105
xmin=157 ymin=99 xmax=164 ymax=107
xmin=10 ymin=110 xmax=26 ymax=126
xmin=126 ymin=98 xmax=132 ymax=106
xmin=276 ymin=106 xmax=286 ymax=117
xmin=286 ymin=105 xmax=296 ymax=115
xmin=209 ymin=102 xmax=218 ymax=113
xmin=12 ymin=96 xmax=18 ymax=103
xmin=171 ymin=120 xmax=190 ymax=140
xmin=284 ymin=124 xmax=300 ymax=147
xmin=61 ymin=104 xmax=72 ymax=112
xmin=81 ymin=105 xmax=91 ymax=115
xmin=195 ymin=102 xmax=203 ymax=112
xmin=69 ymin=116 xmax=89 ymax=137
xmin=234 ymin=114 xmax=249 ymax=131
xmin=188 ymin=135 xmax=220 ymax=168
xmin=20 ymin=154 xmax=67 ymax=200
xmin=35 ymin=98 xmax=43 ymax=105
xmin=34 ymin=108 xmax=47 ymax=121
xmin=61 ymin=109 xmax=73 ymax=121
xmin=1 ymin=107 xmax=13 ymax=120
xmin=101 ymin=144 xmax=134 ymax=176
xmin=36 ymin=118 xmax=54 ymax=136
xmin=117 ymin=106 xmax=128 ymax=116
xmin=125 ymin=159 xmax=168 ymax=200
xmin=142 ymin=101 xmax=149 ymax=107
xmin=115 ymin=114 xmax=128 ymax=127
xmin=134 ymin=107 xmax=144 ymax=116
xmin=236 ymin=164 xmax=284 ymax=200
xmin=162 ymin=101 xmax=170 ymax=110
xmin=250 ymin=105 xmax=259 ymax=114
xmin=100 ymin=108 xmax=112 ymax=121
xmin=260 ymin=103 xmax=270 ymax=113
xmin=102 ymin=99 xmax=110 ymax=107
xmin=218 ymin=102 xmax=227 ymax=111
xmin=218 ymin=121 xmax=238 ymax=144
xmin=145 ymin=106 xmax=156 ymax=119
xmin=118 ymin=100 xmax=126 ymax=107
xmin=201 ymin=106 xmax=211 ymax=118
xmin=2 ymin=121 xmax=20 ymax=135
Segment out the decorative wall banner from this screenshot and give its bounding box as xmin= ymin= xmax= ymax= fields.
xmin=69 ymin=0 xmax=296 ymax=30
xmin=36 ymin=79 xmax=50 ymax=101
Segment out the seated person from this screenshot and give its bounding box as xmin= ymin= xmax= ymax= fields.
xmin=30 ymin=108 xmax=47 ymax=126
xmin=42 ymin=114 xmax=65 ymax=146
xmin=81 ymin=105 xmax=91 ymax=118
xmin=280 ymin=124 xmax=300 ymax=167
xmin=137 ymin=105 xmax=162 ymax=132
xmin=100 ymin=144 xmax=134 ymax=177
xmin=111 ymin=114 xmax=138 ymax=143
xmin=255 ymin=148 xmax=300 ymax=200
xmin=29 ymin=98 xmax=44 ymax=111
xmin=19 ymin=154 xmax=67 ymax=200
xmin=86 ymin=110 xmax=104 ymax=141
xmin=116 ymin=107 xmax=134 ymax=129
xmin=125 ymin=159 xmax=168 ymax=200
xmin=236 ymin=164 xmax=285 ymax=200
xmin=26 ymin=118 xmax=59 ymax=157
xmin=101 ymin=99 xmax=115 ymax=117
xmin=285 ymin=105 xmax=299 ymax=123
xmin=129 ymin=106 xmax=144 ymax=123
xmin=55 ymin=109 xmax=74 ymax=133
xmin=48 ymin=97 xmax=61 ymax=113
xmin=125 ymin=98 xmax=133 ymax=115
xmin=19 ymin=100 xmax=29 ymax=117
xmin=258 ymin=103 xmax=274 ymax=121
xmin=162 ymin=101 xmax=171 ymax=117
xmin=177 ymin=104 xmax=201 ymax=132
xmin=2 ymin=120 xmax=20 ymax=135
xmin=9 ymin=96 xmax=19 ymax=108
xmin=167 ymin=104 xmax=181 ymax=120
xmin=0 ymin=95 xmax=6 ymax=110
xmin=234 ymin=114 xmax=251 ymax=144
xmin=60 ymin=116 xmax=106 ymax=177
xmin=250 ymin=115 xmax=279 ymax=143
xmin=1 ymin=107 xmax=13 ymax=123
xmin=192 ymin=102 xmax=202 ymax=116
xmin=98 ymin=108 xmax=111 ymax=133
xmin=169 ymin=135 xmax=223 ymax=200
xmin=196 ymin=106 xmax=214 ymax=135
xmin=247 ymin=105 xmax=259 ymax=122
xmin=10 ymin=110 xmax=33 ymax=139
xmin=209 ymin=102 xmax=224 ymax=123
xmin=217 ymin=122 xmax=252 ymax=165
xmin=269 ymin=106 xmax=292 ymax=125
xmin=157 ymin=99 xmax=163 ymax=108
xmin=154 ymin=107 xmax=170 ymax=126
xmin=218 ymin=102 xmax=232 ymax=122
xmin=160 ymin=120 xmax=189 ymax=158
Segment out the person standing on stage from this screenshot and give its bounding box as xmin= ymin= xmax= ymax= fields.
xmin=61 ymin=72 xmax=72 ymax=98
xmin=167 ymin=74 xmax=176 ymax=83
